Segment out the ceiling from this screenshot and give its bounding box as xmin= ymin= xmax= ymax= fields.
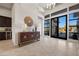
xmin=36 ymin=3 xmax=62 ymax=14
xmin=0 ymin=3 xmax=13 ymax=10
xmin=0 ymin=3 xmax=61 ymax=10
xmin=38 ymin=3 xmax=61 ymax=9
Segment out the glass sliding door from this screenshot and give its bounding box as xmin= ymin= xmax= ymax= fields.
xmin=58 ymin=15 xmax=67 ymax=39
xmin=69 ymin=12 xmax=79 ymax=40
xmin=51 ymin=18 xmax=58 ymax=37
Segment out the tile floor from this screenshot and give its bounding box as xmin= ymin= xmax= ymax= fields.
xmin=0 ymin=37 xmax=79 ymax=56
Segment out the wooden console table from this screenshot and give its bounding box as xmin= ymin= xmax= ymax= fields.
xmin=18 ymin=32 xmax=40 ymax=46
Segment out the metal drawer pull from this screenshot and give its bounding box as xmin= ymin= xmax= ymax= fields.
xmin=32 ymin=35 xmax=33 ymax=37
xmin=24 ymin=36 xmax=27 ymax=38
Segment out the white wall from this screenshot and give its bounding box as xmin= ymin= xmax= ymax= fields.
xmin=12 ymin=3 xmax=44 ymax=46
xmin=0 ymin=7 xmax=11 ymax=17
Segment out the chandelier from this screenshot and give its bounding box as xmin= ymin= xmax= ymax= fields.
xmin=45 ymin=3 xmax=55 ymax=10
xmin=37 ymin=3 xmax=56 ymax=13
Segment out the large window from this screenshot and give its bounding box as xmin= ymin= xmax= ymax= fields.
xmin=44 ymin=19 xmax=49 ymax=35
xmin=69 ymin=12 xmax=79 ymax=39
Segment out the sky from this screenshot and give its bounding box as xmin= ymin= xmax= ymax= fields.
xmin=59 ymin=16 xmax=66 ymax=28
xmin=59 ymin=13 xmax=78 ymax=28
xmin=69 ymin=13 xmax=78 ymax=26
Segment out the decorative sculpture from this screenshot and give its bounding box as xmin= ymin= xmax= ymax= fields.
xmin=24 ymin=16 xmax=33 ymax=27
xmin=24 ymin=16 xmax=34 ymax=32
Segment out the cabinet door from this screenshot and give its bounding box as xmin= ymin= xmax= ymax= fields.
xmin=7 ymin=32 xmax=12 ymax=40
xmin=0 ymin=17 xmax=4 ymax=27
xmin=0 ymin=32 xmax=6 ymax=40
xmin=0 ymin=16 xmax=11 ymax=27
xmin=20 ymin=33 xmax=28 ymax=42
xmin=6 ymin=18 xmax=11 ymax=27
